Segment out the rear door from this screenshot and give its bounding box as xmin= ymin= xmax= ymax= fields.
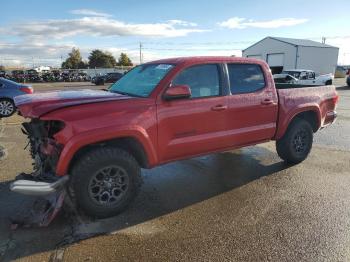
xmin=157 ymin=63 xmax=229 ymax=162
xmin=225 ymin=63 xmax=278 ymax=146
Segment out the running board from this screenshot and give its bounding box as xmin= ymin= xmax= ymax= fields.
xmin=10 ymin=176 xmax=69 ymax=196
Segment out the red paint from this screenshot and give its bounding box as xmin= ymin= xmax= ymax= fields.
xmin=163 ymin=84 xmax=191 ymax=99
xmin=15 ymin=57 xmax=338 ymax=176
xmin=19 ymin=86 xmax=33 ymax=94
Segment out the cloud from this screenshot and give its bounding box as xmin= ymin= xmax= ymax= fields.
xmin=0 ymin=42 xmax=169 ymax=67
xmin=167 ymin=20 xmax=197 ymax=27
xmin=70 ymin=9 xmax=112 ymax=17
xmin=0 ymin=41 xmax=243 ymax=67
xmin=0 ymin=42 xmax=75 ymax=66
xmin=219 ymin=17 xmax=308 ymax=29
xmin=6 ymin=17 xmax=207 ymax=40
xmin=325 ymin=36 xmax=350 ymax=65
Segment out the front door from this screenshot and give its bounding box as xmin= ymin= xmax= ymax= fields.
xmin=157 ymin=64 xmax=229 ymax=162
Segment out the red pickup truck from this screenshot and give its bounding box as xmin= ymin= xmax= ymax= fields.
xmin=12 ymin=57 xmax=338 ymax=218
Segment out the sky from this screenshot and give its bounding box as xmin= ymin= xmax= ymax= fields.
xmin=0 ymin=0 xmax=349 ymax=67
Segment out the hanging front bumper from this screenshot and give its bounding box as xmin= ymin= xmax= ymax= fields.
xmin=10 ymin=176 xmax=69 ymax=196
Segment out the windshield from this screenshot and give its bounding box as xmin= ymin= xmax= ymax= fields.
xmin=282 ymin=71 xmax=301 ymax=79
xmin=110 ymin=63 xmax=174 ymax=97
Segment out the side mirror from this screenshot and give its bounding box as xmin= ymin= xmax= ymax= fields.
xmin=163 ymin=85 xmax=191 ymax=100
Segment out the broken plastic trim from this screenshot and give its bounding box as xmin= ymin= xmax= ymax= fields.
xmin=10 ymin=176 xmax=69 ymax=196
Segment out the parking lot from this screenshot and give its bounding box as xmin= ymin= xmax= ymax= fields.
xmin=0 ymin=79 xmax=349 ymax=261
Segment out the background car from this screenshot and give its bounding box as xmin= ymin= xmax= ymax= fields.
xmin=347 ymin=75 xmax=350 ymax=87
xmin=335 ymin=66 xmax=347 ymax=78
xmin=92 ymin=72 xmax=124 ymax=85
xmin=0 ymin=77 xmax=33 ymax=117
xmin=0 ymin=70 xmax=6 ymax=78
xmin=274 ymin=69 xmax=333 ymax=87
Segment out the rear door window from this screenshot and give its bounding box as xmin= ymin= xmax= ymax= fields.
xmin=227 ymin=64 xmax=265 ymax=94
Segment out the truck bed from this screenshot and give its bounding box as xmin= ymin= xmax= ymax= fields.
xmin=275 ymin=85 xmax=338 ymax=140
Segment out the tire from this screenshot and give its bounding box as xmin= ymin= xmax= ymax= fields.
xmin=325 ymin=80 xmax=332 ymax=85
xmin=0 ymin=98 xmax=16 ymax=117
xmin=276 ymin=119 xmax=313 ymax=164
xmin=70 ymin=147 xmax=142 ymax=218
xmin=95 ymin=81 xmax=104 ymax=86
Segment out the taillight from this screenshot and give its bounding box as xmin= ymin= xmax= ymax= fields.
xmin=333 ymin=94 xmax=339 ymax=105
xmin=20 ymin=87 xmax=33 ymax=94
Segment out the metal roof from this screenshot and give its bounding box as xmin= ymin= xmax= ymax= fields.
xmin=282 ymin=69 xmax=314 ymax=72
xmin=271 ymin=37 xmax=337 ymax=48
xmin=243 ymin=37 xmax=338 ymax=51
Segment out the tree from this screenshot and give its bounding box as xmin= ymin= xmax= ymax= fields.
xmin=61 ymin=48 xmax=87 ymax=69
xmin=88 ymin=50 xmax=117 ymax=68
xmin=117 ymin=53 xmax=133 ymax=66
xmin=0 ymin=65 xmax=5 ymax=71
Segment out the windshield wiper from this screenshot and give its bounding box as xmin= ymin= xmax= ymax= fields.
xmin=109 ymin=89 xmax=143 ymax=97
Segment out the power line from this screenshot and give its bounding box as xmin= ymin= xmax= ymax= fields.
xmin=142 ymin=47 xmax=242 ymax=51
xmin=139 ymin=42 xmax=143 ymax=64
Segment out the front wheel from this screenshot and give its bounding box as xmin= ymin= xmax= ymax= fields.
xmin=0 ymin=99 xmax=16 ymax=117
xmin=276 ymin=119 xmax=313 ymax=164
xmin=70 ymin=147 xmax=142 ymax=218
xmin=325 ymin=80 xmax=332 ymax=85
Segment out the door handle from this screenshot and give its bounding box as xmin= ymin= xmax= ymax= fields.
xmin=261 ymin=99 xmax=274 ymax=105
xmin=211 ymin=104 xmax=228 ymax=111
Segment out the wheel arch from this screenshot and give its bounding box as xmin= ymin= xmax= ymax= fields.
xmin=275 ymin=108 xmax=321 ymax=140
xmin=0 ymin=96 xmax=14 ymax=101
xmin=68 ymin=137 xmax=149 ymax=174
xmin=55 ymin=128 xmax=158 ymax=176
xmin=292 ymin=110 xmax=319 ymax=132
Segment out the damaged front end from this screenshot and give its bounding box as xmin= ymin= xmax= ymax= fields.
xmin=10 ymin=119 xmax=69 ymax=227
xmin=23 ymin=119 xmax=63 ymax=179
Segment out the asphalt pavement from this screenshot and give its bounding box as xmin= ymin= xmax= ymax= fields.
xmin=0 ymin=79 xmax=349 ymax=261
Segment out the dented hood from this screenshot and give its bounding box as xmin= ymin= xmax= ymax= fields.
xmin=14 ymin=89 xmax=133 ymax=118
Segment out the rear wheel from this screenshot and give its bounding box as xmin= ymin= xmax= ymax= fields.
xmin=70 ymin=147 xmax=142 ymax=218
xmin=276 ymin=119 xmax=313 ymax=164
xmin=325 ymin=80 xmax=332 ymax=85
xmin=0 ymin=98 xmax=15 ymax=117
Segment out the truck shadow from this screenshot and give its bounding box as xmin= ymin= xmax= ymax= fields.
xmin=0 ymin=146 xmax=290 ymax=261
xmin=336 ymin=85 xmax=349 ymax=90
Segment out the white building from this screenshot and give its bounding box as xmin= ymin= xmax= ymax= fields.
xmin=242 ymin=37 xmax=339 ymax=75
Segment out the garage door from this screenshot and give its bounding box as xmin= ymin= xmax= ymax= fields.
xmin=267 ymin=53 xmax=284 ymax=67
xmin=247 ymin=55 xmax=262 ymax=60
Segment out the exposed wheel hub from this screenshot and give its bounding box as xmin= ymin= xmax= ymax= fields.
xmin=293 ymin=129 xmax=308 ymax=153
xmin=88 ymin=165 xmax=129 ymax=206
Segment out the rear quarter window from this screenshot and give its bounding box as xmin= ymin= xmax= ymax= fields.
xmin=227 ymin=64 xmax=266 ymax=94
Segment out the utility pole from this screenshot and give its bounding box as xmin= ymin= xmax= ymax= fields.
xmin=139 ymin=42 xmax=143 ymax=64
